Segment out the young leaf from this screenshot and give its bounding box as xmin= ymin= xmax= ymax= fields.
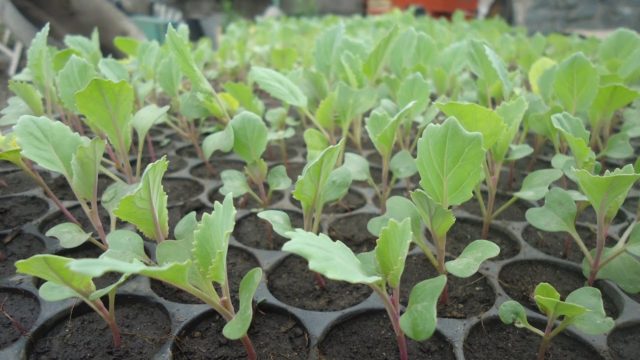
xmin=575 ymin=165 xmax=640 ymax=222
xmin=219 ymin=170 xmax=251 ymax=197
xmin=390 ymin=150 xmax=417 ymax=179
xmin=71 ymin=138 xmax=106 ymax=201
xmin=8 ymin=81 xmax=43 ymax=116
xmin=363 ymin=25 xmax=399 ymax=82
xmin=99 ymin=58 xmax=129 ymax=82
xmin=165 ymin=25 xmax=213 ymax=95
xmin=410 ymin=190 xmax=455 ymax=240
xmin=293 ymin=141 xmax=343 ymax=214
xmin=513 ymin=169 xmax=563 ymax=201
xmin=399 ymin=275 xmax=446 ymax=341
xmin=249 ymin=67 xmax=307 ymax=108
xmin=583 ymin=247 xmax=640 ymax=293
xmin=114 ymin=157 xmax=169 ymax=241
xmin=553 ymin=53 xmax=599 ymax=114
xmin=282 ymin=229 xmax=381 ymax=284
xmin=222 ymin=267 xmax=262 ymax=340
xmin=267 ymin=165 xmax=292 ymax=191
xmin=528 ymin=57 xmax=556 ymax=95
xmin=416 ymin=118 xmax=485 ymax=207
xmin=174 ymin=212 xmax=198 ymax=242
xmin=16 ymin=255 xmax=96 ymax=298
xmin=56 ymin=55 xmax=96 ymax=112
xmin=445 ymin=240 xmax=500 ymax=278
xmin=499 ymin=301 xmax=530 ymax=328
xmin=343 ymin=152 xmax=371 ymax=182
xmin=258 ymin=210 xmax=293 ymax=238
xmin=437 ymin=102 xmax=506 ymax=149
xmin=375 ymin=219 xmax=412 ymax=288
xmin=27 ymin=23 xmax=55 ymax=99
xmin=303 ymin=128 xmax=329 ymax=162
xmin=224 ymin=82 xmax=265 ymax=116
xmin=131 ymin=105 xmax=170 ymax=144
xmin=230 ymin=112 xmax=268 ymax=163
xmin=368 ymin=196 xmax=422 ymax=245
xmin=525 ymin=188 xmax=578 ymax=235
xmin=45 ymin=222 xmax=92 ymax=249
xmin=565 ymin=287 xmax=614 ymax=335
xmin=589 ymin=84 xmax=640 ymax=128
xmin=600 ymin=133 xmax=633 ymax=160
xmin=203 ymin=125 xmax=234 ymax=159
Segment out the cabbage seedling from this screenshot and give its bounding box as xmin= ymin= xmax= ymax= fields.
xmin=499 ymin=283 xmax=613 ymax=360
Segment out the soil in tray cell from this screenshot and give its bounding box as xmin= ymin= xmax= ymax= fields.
xmin=54 ymin=243 xmax=134 ymax=289
xmin=456 ymin=193 xmax=531 ymax=222
xmin=327 ymin=213 xmax=378 ymax=253
xmin=172 ymin=307 xmax=309 ymax=360
xmin=0 ymin=171 xmax=41 ymax=196
xmin=150 ymin=246 xmax=259 ymax=304
xmin=0 ymin=233 xmax=45 ymax=279
xmin=168 ymin=199 xmax=211 ymax=232
xmin=0 ymin=288 xmax=40 ymax=349
xmin=163 ymin=178 xmax=203 ymax=206
xmin=445 ymin=219 xmax=521 ymax=260
xmin=319 ymin=311 xmax=454 ymax=360
xmin=28 ymin=296 xmax=171 ymax=360
xmin=0 ymin=196 xmax=49 ymax=232
xmin=209 ymin=187 xmax=285 ymax=210
xmin=263 ymin=144 xmax=298 ymax=162
xmin=47 ymin=175 xmax=111 ymax=201
xmin=608 ymin=323 xmax=640 ymax=360
xmin=131 ymin=154 xmax=188 ymax=174
xmin=522 ymin=225 xmax=612 ymax=263
xmin=233 ymin=210 xmax=303 ymax=250
xmin=464 ymin=317 xmax=603 ymax=360
xmin=268 ymin=255 xmax=371 ymax=311
xmin=190 ymin=160 xmax=244 ymax=180
xmin=289 ymin=189 xmax=367 ymax=214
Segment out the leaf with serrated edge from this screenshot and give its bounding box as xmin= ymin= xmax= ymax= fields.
xmin=399 ymin=275 xmax=446 ymax=341
xmin=575 ymin=165 xmax=640 ymax=222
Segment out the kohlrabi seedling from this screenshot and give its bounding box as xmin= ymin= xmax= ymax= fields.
xmin=264 ymin=107 xmax=297 ymax=165
xmin=68 ymin=194 xmax=263 ymax=360
xmin=284 ymin=218 xmax=446 ymax=360
xmin=218 ymin=111 xmax=291 ymax=207
xmin=526 ymin=166 xmax=640 ymax=292
xmin=499 ymin=283 xmax=613 ymax=360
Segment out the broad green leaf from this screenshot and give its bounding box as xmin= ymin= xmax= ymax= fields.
xmin=224 ymin=82 xmax=264 ymax=116
xmin=98 ymin=58 xmax=129 ymax=82
xmin=174 ymin=212 xmax=198 ymax=242
xmin=467 ymin=41 xmax=512 ymax=101
xmin=193 ymin=194 xmax=236 ymax=284
xmin=411 ymin=190 xmax=455 ymax=240
xmin=222 ymin=267 xmax=262 ymax=340
xmin=203 ymin=125 xmax=234 ymax=159
xmin=56 ymin=56 xmax=96 ymax=112
xmin=16 ymin=254 xmax=96 ymax=298
xmin=399 ymin=275 xmax=446 ymax=341
xmin=553 ymin=53 xmax=599 ymax=114
xmin=445 ymin=240 xmax=500 ymax=278
xmin=293 ymin=141 xmax=343 ymax=214
xmin=114 ymin=157 xmax=169 ymax=241
xmin=249 ymin=66 xmax=307 ymax=108
xmin=375 ymin=219 xmax=412 ymax=288
xmin=8 ymin=81 xmax=43 ymax=115
xmin=27 ymin=24 xmax=55 ymax=99
xmin=529 ymin=57 xmax=556 ymax=95
xmin=157 ymin=55 xmax=180 ymax=97
xmin=114 ymin=36 xmax=140 ymax=57
xmin=566 ymin=287 xmax=614 ymax=334
xmin=575 ymin=166 xmax=640 ymax=222
xmin=219 ymin=170 xmax=251 ymax=197
xmin=416 ymin=118 xmax=485 ymax=207
xmin=526 ymin=188 xmax=578 ymax=235
xmin=314 ymin=24 xmax=344 ymax=79
xmin=165 ymin=25 xmax=213 ymax=94
xmin=506 ymin=144 xmax=534 ymax=161
xmin=368 ymin=196 xmax=422 ymax=246
xmin=493 ymin=96 xmax=529 ymax=163
xmin=589 ymin=84 xmax=639 ymax=128
xmin=583 ymin=248 xmax=640 ymax=293
xmin=102 ymin=182 xmax=136 ymax=215
xmin=499 ymin=301 xmax=529 ymax=328
xmin=598 ymin=29 xmax=640 ymax=74
xmin=258 ymin=210 xmax=293 ymax=238
xmin=267 ymin=165 xmax=291 ymax=191
xmin=390 ymin=149 xmax=417 ymax=179
xmin=0 ymin=97 xmax=33 ymax=127
xmin=397 ymin=72 xmax=430 ymax=117
xmin=38 ymin=281 xmax=82 ymax=302
xmin=320 ymin=166 xmax=352 ymax=205
xmin=437 ymin=102 xmax=506 ymax=149
xmin=536 ymin=296 xmax=587 ymax=319
xmin=363 ymin=25 xmax=399 ymax=81
xmin=533 ymin=282 xmax=561 ymax=315
xmin=304 ymin=128 xmax=330 ymax=162
xmin=15 ymin=115 xmax=86 ymax=178
xmin=230 ymin=111 xmax=268 ymax=163
xmin=76 ymin=79 xmax=134 ymax=156
xmin=46 ymin=222 xmax=92 ymax=248
xmin=366 ymin=102 xmax=415 ymax=159
xmin=156 ymin=238 xmax=192 ymax=265
xmin=132 ymin=105 xmax=169 ymax=143
xmin=343 ymin=152 xmax=370 ymax=182
xmin=600 ymin=133 xmax=633 ymax=160
xmin=282 ymin=229 xmax=381 ymax=284
xmin=71 ymin=138 xmax=105 ymax=201
xmin=514 ymin=169 xmax=563 ymax=201
xmin=551 ymin=112 xmax=595 ymax=169
xmin=315 ymin=92 xmax=336 ymax=131
xmin=64 ymin=30 xmax=101 ymax=66
xmin=102 ymin=229 xmax=149 ymax=263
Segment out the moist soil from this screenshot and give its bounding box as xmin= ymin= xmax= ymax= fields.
xmin=209 ymin=187 xmax=285 ymax=210
xmin=267 ymin=255 xmax=372 ymax=311
xmin=167 ymin=200 xmax=211 ymax=232
xmin=0 ymin=196 xmax=49 ymax=231
xmin=521 ymin=225 xmax=613 ymax=263
xmin=262 ymin=144 xmax=298 ymax=162
xmin=290 ymin=190 xmax=367 ymax=215
xmin=577 ymin=205 xmax=628 ymax=225
xmin=0 ymin=171 xmax=41 ymax=196
xmin=163 ymin=178 xmax=203 ymax=206
xmin=0 ymin=233 xmax=45 ymax=278
xmin=327 ymin=213 xmax=378 ymax=253
xmin=150 ymin=246 xmax=259 ymax=304
xmin=498 ymin=260 xmax=619 ymax=318
xmin=40 ymin=205 xmax=111 ymax=234
xmin=445 ymin=220 xmax=520 ymax=261
xmin=464 ymin=318 xmax=603 ymax=360
xmin=172 ymin=308 xmax=309 ymax=360
xmin=496 ymin=167 xmax=526 ymax=192
xmin=401 ymin=254 xmax=495 ymax=318
xmin=190 ymin=160 xmax=244 ymax=180
xmin=28 ymin=297 xmax=171 ymax=360
xmin=319 ymin=311 xmax=455 ymax=360
xmin=622 ymin=196 xmax=638 ymax=216
xmin=233 ymin=211 xmax=304 ymax=250
xmin=0 ymin=288 xmax=40 ymax=349
xmin=608 ymin=324 xmax=640 ymax=360
xmin=284 ymin=161 xmax=305 ymax=180
xmin=47 ymin=175 xmax=111 ymax=201
xmin=456 ymin=193 xmax=530 ymax=222
xmin=133 ymin=155 xmax=188 ymax=174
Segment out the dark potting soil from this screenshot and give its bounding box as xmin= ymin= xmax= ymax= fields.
xmin=0 ymin=233 xmax=45 ymax=279
xmin=622 ymin=196 xmax=638 ymax=217
xmin=365 ymin=151 xmax=382 ymax=166
xmin=55 ymin=243 xmax=130 ymax=289
xmin=577 ymin=205 xmax=628 ymax=226
xmin=464 ymin=317 xmax=603 ymax=360
xmin=28 ymin=297 xmax=171 ymax=360
xmin=163 ymin=178 xmax=203 ymax=206
xmin=401 ymin=254 xmax=495 ymax=318
xmin=521 ymin=225 xmax=611 ymax=263
xmin=233 ymin=211 xmax=304 ymax=250
xmin=373 ymin=187 xmax=413 ymax=210
xmin=263 ymin=144 xmax=298 ymax=162
xmin=319 ymin=311 xmax=455 ymax=360
xmin=289 ymin=190 xmax=368 ymax=214
xmin=608 ymin=323 xmax=640 ymax=360
xmin=0 ymin=196 xmax=49 ymax=231
xmin=513 ymin=156 xmax=552 ymax=173
xmin=284 ymin=161 xmax=305 ymax=180
xmin=168 ymin=200 xmax=211 ymax=232
xmin=189 ymin=160 xmax=245 ymax=180
xmin=150 ymin=246 xmax=259 ymax=304
xmin=40 ymin=205 xmax=111 ymax=234
xmin=0 ymin=171 xmax=40 ymax=196
xmin=47 ymin=175 xmax=111 ymax=201
xmin=327 ymin=213 xmax=378 ymax=253
xmin=498 ymin=261 xmax=619 ymax=318
xmin=0 ymin=288 xmax=40 ymax=349
xmin=172 ymin=308 xmax=309 ymax=360
xmin=209 ymin=187 xmax=285 ymax=210
xmin=267 ymin=255 xmax=372 ymax=311
xmin=497 ymin=167 xmax=526 ymax=193
xmin=445 ymin=220 xmax=520 ymax=261
xmin=132 ymin=155 xmax=188 ymax=174
xmin=457 ymin=193 xmax=530 ymax=222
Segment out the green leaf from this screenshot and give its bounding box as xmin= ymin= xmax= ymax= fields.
xmin=525 ymin=188 xmax=578 ymax=235
xmin=64 ymin=30 xmax=102 ymax=66
xmin=575 ymin=165 xmax=640 ymax=222
xmin=437 ymin=102 xmax=506 ymax=149
xmin=583 ymin=248 xmax=640 ymax=293
xmin=230 ymin=112 xmax=268 ymax=163
xmin=45 ymin=222 xmax=92 ymax=249
xmin=174 ymin=212 xmax=198 ymax=242
xmin=320 ymin=166 xmax=352 ymax=205
xmin=293 ymin=141 xmax=343 ymax=214
xmin=8 ymin=81 xmax=43 ymax=115
xmin=416 ymin=117 xmax=485 ymax=207
xmin=493 ymin=96 xmax=529 ymax=163
xmin=553 ymin=53 xmax=599 ymax=114
xmin=467 ymin=41 xmax=512 ymax=101
xmin=343 ymin=152 xmax=370 ymax=182
xmin=27 ymin=23 xmax=55 ymax=99
xmin=132 ymin=105 xmax=169 ymax=144
xmin=600 ymin=133 xmax=633 ymax=160
xmin=71 ymin=138 xmax=105 ymax=201
xmin=529 ymin=57 xmax=557 ymax=95
xmin=16 ymin=254 xmax=96 ymax=299
xmin=499 ymin=301 xmax=529 ymax=328
xmin=514 ymin=169 xmax=563 ymax=201
xmin=156 ymin=55 xmax=180 ymax=97
xmin=114 ymin=157 xmax=169 ymax=241
xmin=56 ymin=56 xmax=96 ymax=112
xmin=192 ymin=194 xmax=236 ymax=284
xmin=399 ymin=275 xmax=446 ymax=341
xmin=38 ymin=281 xmax=82 ymax=302
xmin=249 ymin=66 xmax=307 ymax=108
xmin=102 ymin=229 xmax=149 ymax=263
xmin=15 ymin=115 xmax=86 ymax=178
xmin=314 ymin=24 xmax=344 ymax=79
xmin=114 ymin=36 xmax=140 ymax=57
xmin=368 ymin=196 xmax=422 ymax=245
xmin=551 ymin=112 xmax=595 ymax=169
xmin=219 ymin=170 xmax=251 ymax=197
xmin=365 ymin=102 xmax=415 ymax=159
xmin=390 ymin=149 xmax=417 ymax=179
xmin=99 ymin=58 xmax=129 ymax=82
xmin=76 ymin=79 xmax=134 ymax=156
xmin=303 ymin=128 xmax=329 ymax=162
xmin=397 ymin=73 xmax=430 ymax=117
xmin=267 ymin=165 xmax=292 ymax=191
xmin=375 ymin=219 xmax=412 ymax=288
xmin=203 ymin=125 xmax=234 ymax=159
xmin=257 ymin=210 xmax=293 ymax=238
xmin=506 ymin=144 xmax=534 ymax=161
xmin=363 ymin=25 xmax=399 ymax=81
xmin=445 ymin=240 xmax=500 ymax=278
xmin=589 ymin=84 xmax=640 ymax=128
xmin=598 ymin=29 xmax=640 ymax=75
xmin=224 ymin=82 xmax=264 ymax=116
xmin=156 ymin=239 xmax=193 ymax=266
xmin=102 ymin=182 xmax=136 ymax=215
xmin=223 ymin=267 xmax=262 ymax=340
xmin=410 ymin=190 xmax=455 ymax=240
xmin=282 ymin=229 xmax=381 ymax=284
xmin=566 ymin=287 xmax=614 ymax=335
xmin=165 ymin=25 xmax=213 ymax=94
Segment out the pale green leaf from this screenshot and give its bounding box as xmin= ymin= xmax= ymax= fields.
xmin=45 ymin=222 xmax=91 ymax=249
xmin=399 ymin=275 xmax=446 ymax=341
xmin=71 ymin=138 xmax=105 ymax=201
xmin=514 ymin=169 xmax=563 ymax=201
xmin=249 ymin=66 xmax=307 ymax=108
xmin=445 ymin=240 xmax=500 ymax=278
xmin=223 ymin=267 xmax=262 ymax=340
xmin=257 ymin=210 xmax=293 ymax=238
xmin=553 ymin=53 xmax=599 ymax=114
xmin=525 ymin=188 xmax=578 ymax=235
xmin=267 ymin=165 xmax=291 ymax=191
xmin=219 ymin=170 xmax=251 ymax=197
xmin=375 ymin=219 xmax=412 ymax=288
xmin=56 ymin=56 xmax=96 ymax=112
xmin=230 ymin=111 xmax=268 ymax=163
xmin=437 ymin=102 xmax=506 ymax=149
